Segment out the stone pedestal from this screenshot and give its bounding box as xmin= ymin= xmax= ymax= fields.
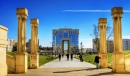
xmin=0 ymin=48 xmax=7 ymax=76
xmin=112 ymin=53 xmax=125 ymax=73
xmin=30 ymin=53 xmax=39 ymax=69
xmin=0 ymin=25 xmax=8 ymax=76
xmin=15 ymin=53 xmax=28 ymax=73
xmin=99 ymin=53 xmax=108 ymax=68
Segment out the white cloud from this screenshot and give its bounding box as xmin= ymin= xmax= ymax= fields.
xmin=79 ymin=38 xmax=92 ymax=48
xmin=122 ymin=36 xmax=130 ymax=39
xmin=62 ymin=10 xmax=130 ymax=12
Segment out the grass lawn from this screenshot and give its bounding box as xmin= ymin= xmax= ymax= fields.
xmin=6 ymin=52 xmax=15 ymax=57
xmin=6 ymin=52 xmax=58 ymax=67
xmin=76 ymin=50 xmax=130 ymax=65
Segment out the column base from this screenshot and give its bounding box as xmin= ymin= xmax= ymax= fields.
xmin=0 ymin=64 xmax=7 ymax=76
xmin=15 ymin=53 xmax=28 ymax=73
xmin=30 ymin=53 xmax=39 ymax=69
xmin=99 ymin=53 xmax=108 ymax=68
xmin=112 ymin=52 xmax=125 ymax=73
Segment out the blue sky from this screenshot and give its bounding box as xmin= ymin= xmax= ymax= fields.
xmin=0 ymin=0 xmax=130 ymax=48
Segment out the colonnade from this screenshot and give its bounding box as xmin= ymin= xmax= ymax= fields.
xmin=1 ymin=6 xmax=127 ymax=74
xmin=99 ymin=7 xmax=125 ymax=73
xmin=16 ymin=8 xmax=39 ymax=73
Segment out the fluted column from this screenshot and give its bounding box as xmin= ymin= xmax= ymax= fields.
xmin=111 ymin=7 xmax=125 ymax=73
xmin=17 ymin=14 xmax=27 ymax=53
xmin=99 ymin=18 xmax=107 ymax=53
xmin=99 ymin=18 xmax=108 ymax=68
xmin=16 ymin=8 xmax=28 ymax=73
xmin=30 ymin=18 xmax=39 ymax=69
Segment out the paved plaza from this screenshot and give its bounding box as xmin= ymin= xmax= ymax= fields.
xmin=9 ymin=56 xmax=130 ymax=76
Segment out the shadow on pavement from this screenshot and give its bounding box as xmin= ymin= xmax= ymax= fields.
xmin=87 ymin=71 xmax=130 ymax=76
xmin=87 ymin=71 xmax=114 ymax=76
xmin=53 ymin=68 xmax=96 ymax=73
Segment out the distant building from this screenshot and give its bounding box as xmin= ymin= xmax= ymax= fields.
xmin=92 ymin=38 xmax=114 ymax=53
xmin=92 ymin=38 xmax=130 ymax=53
xmin=6 ymin=39 xmax=17 ymax=52
xmin=123 ymin=39 xmax=130 ymax=50
xmin=26 ymin=39 xmax=39 ymax=53
xmin=92 ymin=38 xmax=99 ymax=53
xmin=52 ymin=28 xmax=79 ymax=54
xmin=107 ymin=40 xmax=114 ymax=53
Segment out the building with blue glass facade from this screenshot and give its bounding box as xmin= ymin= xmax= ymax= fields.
xmin=52 ymin=28 xmax=79 ymax=54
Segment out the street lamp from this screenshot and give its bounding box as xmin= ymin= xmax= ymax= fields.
xmin=52 ymin=42 xmax=54 ymax=58
xmin=80 ymin=42 xmax=83 ymax=54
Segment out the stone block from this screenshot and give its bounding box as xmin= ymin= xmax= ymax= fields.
xmin=30 ymin=18 xmax=39 ymax=25
xmin=124 ymin=54 xmax=130 ymax=72
xmin=30 ymin=53 xmax=39 ymax=69
xmin=15 ymin=53 xmax=28 ymax=73
xmin=6 ymin=55 xmax=16 ymax=73
xmin=98 ymin=18 xmax=107 ymax=24
xmin=0 ymin=25 xmax=8 ymax=76
xmin=112 ymin=53 xmax=125 ymax=73
xmin=99 ymin=53 xmax=108 ymax=68
xmin=16 ymin=8 xmax=28 ymax=16
xmin=111 ymin=7 xmax=123 ymax=17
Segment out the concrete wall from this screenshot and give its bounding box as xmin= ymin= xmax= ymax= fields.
xmin=6 ymin=55 xmax=16 ymax=73
xmin=0 ymin=25 xmax=8 ymax=76
xmin=125 ymin=54 xmax=130 ymax=72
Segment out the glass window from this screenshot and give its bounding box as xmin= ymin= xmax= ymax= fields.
xmin=64 ymin=32 xmax=68 ymax=38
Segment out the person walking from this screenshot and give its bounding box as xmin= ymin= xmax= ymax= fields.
xmin=58 ymin=54 xmax=61 ymax=61
xmin=79 ymin=54 xmax=83 ymax=62
xmin=94 ymin=53 xmax=101 ymax=69
xmin=71 ymin=53 xmax=73 ymax=60
xmin=62 ymin=53 xmax=64 ymax=58
xmin=66 ymin=53 xmax=69 ymax=61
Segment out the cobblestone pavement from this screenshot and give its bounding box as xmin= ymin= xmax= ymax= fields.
xmin=9 ymin=56 xmax=130 ymax=76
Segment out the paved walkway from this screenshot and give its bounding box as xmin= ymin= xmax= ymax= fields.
xmin=9 ymin=56 xmax=130 ymax=76
xmin=40 ymin=56 xmax=95 ymax=68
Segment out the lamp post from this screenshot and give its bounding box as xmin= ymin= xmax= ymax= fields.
xmin=52 ymin=42 xmax=54 ymax=58
xmin=80 ymin=42 xmax=83 ymax=54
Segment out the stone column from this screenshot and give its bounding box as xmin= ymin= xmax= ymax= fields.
xmin=16 ymin=8 xmax=28 ymax=73
xmin=111 ymin=7 xmax=125 ymax=73
xmin=0 ymin=25 xmax=8 ymax=76
xmin=99 ymin=18 xmax=108 ymax=68
xmin=30 ymin=19 xmax=39 ymax=69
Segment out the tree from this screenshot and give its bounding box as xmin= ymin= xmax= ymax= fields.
xmin=90 ymin=24 xmax=113 ymax=52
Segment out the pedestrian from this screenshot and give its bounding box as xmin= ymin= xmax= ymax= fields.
xmin=79 ymin=54 xmax=83 ymax=62
xmin=62 ymin=53 xmax=64 ymax=58
xmin=94 ymin=53 xmax=101 ymax=69
xmin=66 ymin=53 xmax=69 ymax=61
xmin=71 ymin=53 xmax=73 ymax=60
xmin=58 ymin=54 xmax=61 ymax=61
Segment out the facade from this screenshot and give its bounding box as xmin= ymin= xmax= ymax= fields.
xmin=123 ymin=39 xmax=130 ymax=51
xmin=92 ymin=38 xmax=99 ymax=53
xmin=92 ymin=39 xmax=114 ymax=53
xmin=6 ymin=39 xmax=17 ymax=52
xmin=92 ymin=39 xmax=130 ymax=52
xmin=107 ymin=40 xmax=114 ymax=53
xmin=52 ymin=28 xmax=79 ymax=54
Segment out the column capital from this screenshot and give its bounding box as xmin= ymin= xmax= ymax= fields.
xmin=16 ymin=8 xmax=28 ymax=16
xmin=30 ymin=18 xmax=39 ymax=25
xmin=98 ymin=18 xmax=107 ymax=27
xmin=111 ymin=7 xmax=123 ymax=18
xmin=16 ymin=8 xmax=28 ymax=19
